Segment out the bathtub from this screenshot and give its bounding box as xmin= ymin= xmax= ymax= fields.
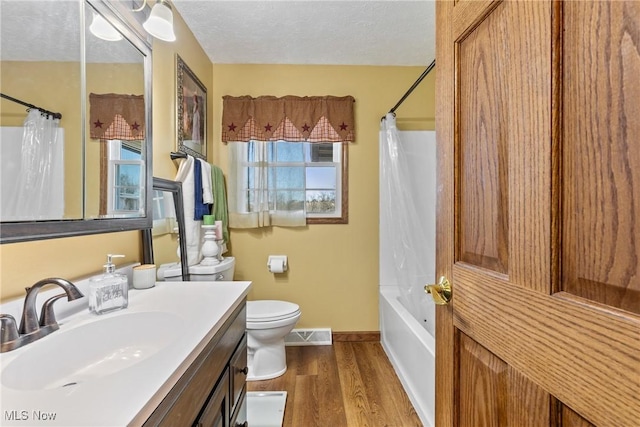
xmin=380 ymin=286 xmax=435 ymax=427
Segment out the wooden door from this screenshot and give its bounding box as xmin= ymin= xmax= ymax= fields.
xmin=435 ymin=1 xmax=640 ymax=426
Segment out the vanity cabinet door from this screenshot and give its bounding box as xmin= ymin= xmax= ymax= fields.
xmin=144 ymin=303 xmax=246 ymax=427
xmin=229 ymin=335 xmax=247 ymax=414
xmin=194 ymin=370 xmax=230 ymax=427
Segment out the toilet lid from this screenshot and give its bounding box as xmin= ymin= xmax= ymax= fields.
xmin=247 ymin=300 xmax=300 ymax=322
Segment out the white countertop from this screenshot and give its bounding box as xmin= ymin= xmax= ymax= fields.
xmin=0 ymin=280 xmax=251 ymax=427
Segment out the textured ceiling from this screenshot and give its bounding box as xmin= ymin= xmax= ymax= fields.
xmin=172 ymin=0 xmax=436 ymax=66
xmin=1 ymin=0 xmax=144 ymax=63
xmin=1 ymin=1 xmax=436 ymax=66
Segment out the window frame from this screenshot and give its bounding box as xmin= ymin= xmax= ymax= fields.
xmin=106 ymin=140 xmax=144 ymax=217
xmin=306 ymin=142 xmax=348 ymax=224
xmin=236 ymin=141 xmax=348 ymax=225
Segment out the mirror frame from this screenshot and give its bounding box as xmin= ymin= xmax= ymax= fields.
xmin=142 ymin=178 xmax=190 ymax=281
xmin=0 ymin=0 xmax=153 ymax=244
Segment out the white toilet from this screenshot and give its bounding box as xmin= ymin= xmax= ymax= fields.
xmin=159 ymin=257 xmax=301 ymax=381
xmin=246 ymin=300 xmax=301 ymax=381
xmin=158 ymin=257 xmax=236 ymax=281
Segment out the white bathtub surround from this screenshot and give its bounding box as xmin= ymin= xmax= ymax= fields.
xmin=380 ymin=287 xmax=435 ymax=427
xmin=379 ymin=116 xmax=437 ymax=326
xmin=379 ymin=115 xmax=437 ymax=427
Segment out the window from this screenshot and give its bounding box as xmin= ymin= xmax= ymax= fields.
xmin=230 ymin=141 xmax=348 ymax=226
xmin=222 ymin=95 xmax=354 ymax=227
xmin=106 ymin=140 xmax=144 ymax=216
xmin=151 ymin=189 xmax=177 ymax=235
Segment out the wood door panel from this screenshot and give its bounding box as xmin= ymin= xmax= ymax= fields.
xmin=459 ymin=332 xmax=509 ymax=426
xmin=452 ymin=0 xmax=499 ymax=41
xmin=453 ymin=266 xmax=640 ymax=427
xmin=456 ymin=0 xmax=552 ymax=289
xmin=562 ymin=0 xmax=640 ymax=314
xmin=459 ymin=332 xmax=552 ymax=427
xmin=457 ymin=0 xmax=510 ymax=274
xmin=508 ymin=367 xmax=552 ymax=427
xmin=560 ymin=405 xmax=596 ymax=427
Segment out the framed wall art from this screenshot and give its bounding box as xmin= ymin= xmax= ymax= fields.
xmin=176 ymin=54 xmax=206 ymax=160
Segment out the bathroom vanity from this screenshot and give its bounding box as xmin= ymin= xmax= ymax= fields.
xmin=143 ymin=301 xmax=248 ymax=427
xmin=0 ymin=279 xmax=251 ymax=427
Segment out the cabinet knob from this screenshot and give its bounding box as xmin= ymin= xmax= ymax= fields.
xmin=235 ymin=422 xmax=248 ymax=427
xmin=237 ymin=366 xmax=249 ymax=375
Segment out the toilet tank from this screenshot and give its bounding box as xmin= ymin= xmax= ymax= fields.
xmin=159 ymin=257 xmax=235 ymax=282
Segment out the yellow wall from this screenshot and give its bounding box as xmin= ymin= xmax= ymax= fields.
xmin=0 ymin=8 xmax=209 ymax=300
xmin=210 ymin=64 xmax=435 ymax=331
xmin=0 ymin=5 xmax=436 ymax=334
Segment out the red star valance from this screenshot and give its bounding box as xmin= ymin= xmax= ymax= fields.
xmin=89 ymin=93 xmax=145 ymax=141
xmin=222 ymin=95 xmax=355 ymax=143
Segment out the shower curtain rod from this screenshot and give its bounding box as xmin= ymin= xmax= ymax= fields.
xmin=382 ymin=59 xmax=436 ymax=121
xmin=1 ymin=92 xmax=62 ymax=120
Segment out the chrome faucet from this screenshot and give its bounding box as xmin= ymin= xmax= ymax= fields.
xmin=1 ymin=278 xmax=84 ymax=353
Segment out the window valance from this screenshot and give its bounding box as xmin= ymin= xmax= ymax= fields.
xmin=89 ymin=93 xmax=145 ymax=141
xmin=222 ymin=95 xmax=355 ymax=143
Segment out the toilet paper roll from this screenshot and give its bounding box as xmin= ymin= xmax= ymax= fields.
xmin=269 ymin=259 xmax=285 ymax=273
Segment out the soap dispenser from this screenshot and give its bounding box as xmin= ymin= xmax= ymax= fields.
xmin=89 ymin=254 xmax=129 ymax=315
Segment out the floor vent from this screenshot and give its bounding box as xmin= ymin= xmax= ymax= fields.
xmin=285 ymin=328 xmax=333 ymax=346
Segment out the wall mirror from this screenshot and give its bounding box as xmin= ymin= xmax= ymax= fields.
xmin=0 ymin=0 xmax=153 ymax=243
xmin=142 ymin=178 xmax=189 ymax=281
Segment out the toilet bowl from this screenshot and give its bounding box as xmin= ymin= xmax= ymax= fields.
xmin=159 ymin=257 xmax=300 ymax=381
xmin=246 ymin=300 xmax=301 ymax=381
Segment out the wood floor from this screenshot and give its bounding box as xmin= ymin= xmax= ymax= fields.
xmin=246 ymin=342 xmax=423 ymax=427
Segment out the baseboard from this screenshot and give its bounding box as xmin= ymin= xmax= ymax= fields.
xmin=332 ymin=331 xmax=381 ymax=342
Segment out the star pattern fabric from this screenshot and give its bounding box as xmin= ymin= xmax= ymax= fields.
xmin=222 ymin=95 xmax=355 ymax=143
xmin=89 ymin=93 xmax=145 ymax=140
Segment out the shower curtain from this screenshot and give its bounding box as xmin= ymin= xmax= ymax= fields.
xmin=2 ymin=109 xmax=64 ymax=220
xmin=380 ymin=113 xmax=436 ymax=327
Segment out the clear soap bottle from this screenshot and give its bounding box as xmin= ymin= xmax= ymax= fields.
xmin=89 ymin=254 xmax=129 ymax=315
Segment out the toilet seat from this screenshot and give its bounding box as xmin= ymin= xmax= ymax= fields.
xmin=247 ymin=300 xmax=300 ymax=323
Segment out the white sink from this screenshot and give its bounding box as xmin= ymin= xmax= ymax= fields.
xmin=0 ymin=280 xmax=251 ymax=427
xmin=1 ymin=311 xmax=182 ymax=391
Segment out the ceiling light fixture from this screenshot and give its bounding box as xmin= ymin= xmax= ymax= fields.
xmin=89 ymin=11 xmax=123 ymax=41
xmin=142 ymin=0 xmax=176 ymax=42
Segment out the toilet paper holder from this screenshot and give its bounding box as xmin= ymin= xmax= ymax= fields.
xmin=267 ymin=255 xmax=288 ymax=273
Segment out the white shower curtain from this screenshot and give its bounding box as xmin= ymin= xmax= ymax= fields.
xmin=380 ymin=113 xmax=436 ymax=328
xmin=3 ymin=109 xmax=64 ymax=221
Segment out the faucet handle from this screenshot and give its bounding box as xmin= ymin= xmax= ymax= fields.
xmin=39 ymin=293 xmax=67 ymax=329
xmin=1 ymin=314 xmax=19 ymax=343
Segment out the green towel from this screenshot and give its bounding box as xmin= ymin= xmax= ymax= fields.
xmin=211 ymin=164 xmax=230 ymax=244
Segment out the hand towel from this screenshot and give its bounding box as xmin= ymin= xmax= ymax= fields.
xmin=193 ymin=158 xmax=210 ymax=220
xmin=199 ymin=159 xmax=213 ymax=204
xmin=211 ymin=164 xmax=230 ymax=248
xmin=175 ymin=155 xmax=203 ymax=266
